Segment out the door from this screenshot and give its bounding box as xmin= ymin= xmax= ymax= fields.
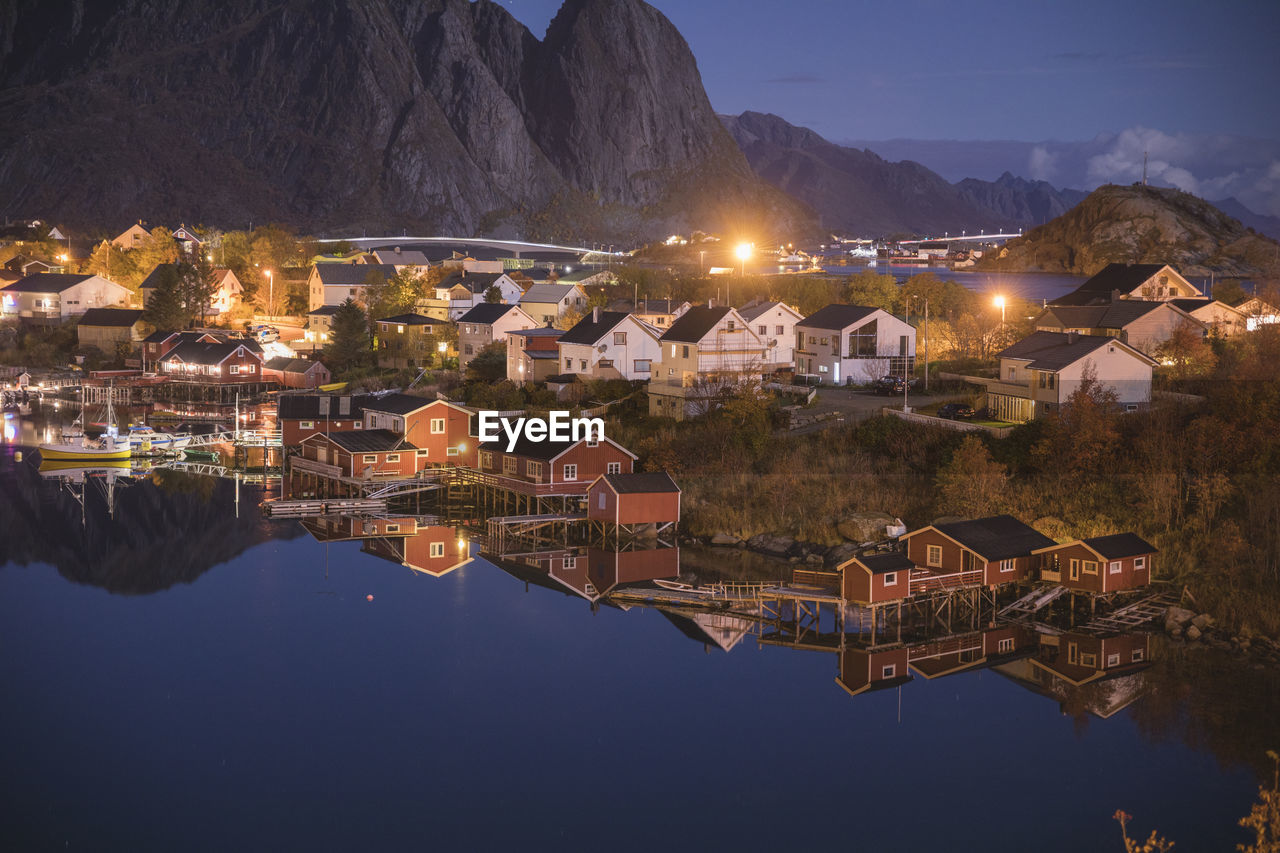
xmin=1069 ymin=559 xmax=1080 ymax=582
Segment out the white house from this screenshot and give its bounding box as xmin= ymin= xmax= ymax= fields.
xmin=794 ymin=304 xmax=916 ymax=385
xmin=648 ymin=305 xmax=768 ymax=419
xmin=987 ymin=331 xmax=1157 ymax=422
xmin=434 ymin=271 xmax=523 ymax=320
xmin=740 ymin=300 xmax=804 ymax=373
xmin=1 ymin=273 xmax=132 ymax=324
xmin=556 ymin=308 xmax=662 ymax=382
xmin=369 ymin=247 xmax=432 ymax=270
xmin=1052 ymin=263 xmax=1202 ymax=306
xmin=208 ymin=268 xmax=244 ymax=315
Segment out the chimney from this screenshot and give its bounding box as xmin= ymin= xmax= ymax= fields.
xmin=592 ymin=306 xmax=600 ymax=322
xmin=1065 ymin=331 xmax=1077 ymax=344
xmin=707 ymin=298 xmax=713 ymax=309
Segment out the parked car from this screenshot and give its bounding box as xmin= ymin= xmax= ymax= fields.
xmin=937 ymin=402 xmax=975 ymax=420
xmin=872 ymin=375 xmax=917 ymax=395
xmin=251 ymin=325 xmax=280 ymax=344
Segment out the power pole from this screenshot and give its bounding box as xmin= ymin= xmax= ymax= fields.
xmin=1142 ymin=151 xmax=1148 ymax=186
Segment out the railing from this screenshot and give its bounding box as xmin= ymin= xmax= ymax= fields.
xmin=1041 ymin=569 xmax=1062 ymax=582
xmin=908 ymin=568 xmax=984 ymax=595
xmin=290 ymin=456 xmax=342 ymax=478
xmin=908 ymin=634 xmax=983 ymax=661
xmin=791 ymin=569 xmax=842 ymax=593
xmin=455 ymin=466 xmax=591 ymax=497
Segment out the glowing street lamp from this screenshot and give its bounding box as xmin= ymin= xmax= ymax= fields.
xmin=734 ymin=242 xmax=752 ymax=273
xmin=263 ymin=269 xmax=273 ymax=314
xmin=994 ymin=294 xmax=1006 ymax=325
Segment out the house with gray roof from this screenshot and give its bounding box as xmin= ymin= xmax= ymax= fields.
xmin=558 ymin=307 xmax=661 ymax=382
xmin=1051 ymin=263 xmax=1202 ymax=307
xmin=1032 ymin=300 xmax=1207 ymax=354
xmin=517 ymin=282 xmax=587 ymax=325
xmin=306 ymin=263 xmax=397 ymax=310
xmin=794 ymin=304 xmax=916 ymax=385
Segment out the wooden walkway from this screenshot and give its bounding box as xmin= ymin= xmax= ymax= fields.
xmin=1079 ymin=591 xmax=1180 ymax=634
xmin=1000 ymin=585 xmax=1068 ymax=618
xmin=263 ymin=498 xmax=387 ymax=517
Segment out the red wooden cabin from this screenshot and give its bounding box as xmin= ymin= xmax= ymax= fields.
xmin=477 ymin=434 xmax=636 ymax=495
xmin=1032 ymin=533 xmax=1156 ymax=593
xmin=361 ymin=394 xmax=477 ymax=469
xmin=836 ymin=646 xmax=913 ymax=698
xmin=586 ymin=472 xmax=680 ymax=531
xmin=900 ymin=515 xmax=1056 ymax=588
xmin=838 ymin=551 xmax=915 ymax=605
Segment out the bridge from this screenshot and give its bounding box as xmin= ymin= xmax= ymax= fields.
xmin=896 ymin=231 xmax=1024 ymax=245
xmin=315 ymin=235 xmax=631 ymax=259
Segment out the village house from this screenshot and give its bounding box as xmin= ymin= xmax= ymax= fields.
xmin=1031 ymin=300 xmax=1206 ymax=354
xmin=477 ymin=434 xmax=636 ymax=496
xmin=1026 ymin=631 xmax=1152 ymax=696
xmin=837 ymin=552 xmax=917 ymax=606
xmin=3 ymin=254 xmax=60 ymax=275
xmin=740 ymin=300 xmax=804 ymax=373
xmin=794 ymin=304 xmax=917 ymax=386
xmin=75 ymin=308 xmax=148 ymax=355
xmin=986 ymin=330 xmax=1157 ymax=423
xmin=1 ymin=273 xmax=132 ymax=324
xmin=900 ymin=515 xmax=1057 ymax=588
xmin=111 ymin=222 xmax=150 ymax=249
xmin=837 ymin=646 xmax=913 ymax=698
xmin=171 ymin=225 xmax=203 ymax=254
xmin=907 ymin=625 xmax=1034 ymax=680
xmin=154 ymin=336 xmax=271 ymax=400
xmin=456 ymin=303 xmax=537 ymax=369
xmin=207 ymin=268 xmax=244 ymax=316
xmin=360 ymin=394 xmax=477 ymax=469
xmin=297 ymin=430 xmax=422 ymax=481
xmin=1051 ymin=263 xmax=1202 ymax=307
xmin=433 ymin=271 xmax=523 ymax=319
xmin=648 ymin=304 xmax=768 ymax=420
xmin=506 ymin=326 xmax=565 ymax=383
xmin=262 ymin=357 xmax=331 ymax=390
xmin=439 ymin=255 xmax=504 ymax=274
xmin=277 ymin=393 xmax=376 ymax=445
xmin=586 ymin=472 xmax=681 ymax=534
xmin=372 ymin=313 xmax=454 ymax=369
xmin=307 ymin=263 xmax=397 ymax=310
xmin=367 ymin=247 xmax=432 ymax=270
xmin=1033 ymin=533 xmax=1156 ymax=594
xmin=517 ymin=283 xmax=587 ymax=326
xmin=609 ymin=298 xmax=690 ymax=330
xmin=362 ymin=523 xmax=472 ymax=578
xmin=304 ymin=305 xmax=341 ymax=346
xmin=1168 ymin=298 xmax=1250 ymax=337
xmin=555 ymin=308 xmax=662 ymax=382
xmin=554 ymin=268 xmax=616 ymax=289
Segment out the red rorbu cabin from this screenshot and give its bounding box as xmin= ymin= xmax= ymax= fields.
xmin=363 ymin=524 xmax=472 ymax=578
xmin=900 ymin=515 xmax=1056 ymax=588
xmin=836 ymin=646 xmax=913 ymax=698
xmin=838 ymin=552 xmax=915 ymax=605
xmin=587 ymin=472 xmax=680 ymax=532
xmin=297 ymin=429 xmax=422 ymax=480
xmin=1032 ymin=533 xmax=1156 ymax=593
xmin=477 ymin=434 xmax=636 ymax=495
xmin=277 ymin=393 xmax=376 ymax=446
xmin=361 ymin=394 xmax=478 ymax=469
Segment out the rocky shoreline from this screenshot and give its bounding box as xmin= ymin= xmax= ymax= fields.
xmin=681 ymin=511 xmax=901 ymax=568
xmin=1164 ymin=607 xmax=1280 ymax=665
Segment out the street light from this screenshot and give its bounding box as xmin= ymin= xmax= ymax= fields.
xmin=263 ymin=269 xmax=273 ymax=315
xmin=994 ymin=294 xmax=1006 ymax=326
xmin=733 ymin=242 xmax=752 ymax=308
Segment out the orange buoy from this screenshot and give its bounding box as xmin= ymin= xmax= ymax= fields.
xmin=366 ymin=594 xmax=374 ymax=601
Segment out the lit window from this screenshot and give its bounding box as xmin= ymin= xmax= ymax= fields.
xmin=446 ymin=447 xmax=459 ymax=457
xmin=926 ymin=545 xmax=942 ymax=567
xmin=430 ymin=542 xmax=445 ymax=558
xmin=430 ymin=418 xmax=445 ymax=434
xmin=397 ymin=325 xmax=405 ymax=334
xmin=300 ymin=420 xmax=314 ymax=429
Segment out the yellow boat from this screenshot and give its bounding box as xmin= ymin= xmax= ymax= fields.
xmin=36 ymin=437 xmax=131 ymax=462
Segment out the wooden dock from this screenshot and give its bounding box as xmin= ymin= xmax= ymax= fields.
xmin=263 ymin=498 xmax=388 ymax=517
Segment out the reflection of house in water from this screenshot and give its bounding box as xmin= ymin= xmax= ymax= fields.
xmin=489 ymin=544 xmax=680 ymax=604
xmin=837 ymin=646 xmax=913 ymax=697
xmin=994 ymin=630 xmax=1153 ymax=719
xmin=660 ymin=610 xmax=756 ymax=653
xmin=836 ymin=623 xmax=1037 ymax=698
xmin=301 ymin=514 xmax=472 ymax=578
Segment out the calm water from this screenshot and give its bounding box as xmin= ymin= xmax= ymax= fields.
xmin=1 ymin=437 xmax=1274 ymax=851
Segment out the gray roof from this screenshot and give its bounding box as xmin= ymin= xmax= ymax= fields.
xmin=659 ymin=306 xmax=731 ymax=343
xmin=520 ymin=283 xmax=579 ymax=303
xmin=510 ymin=326 xmax=564 ymax=338
xmin=1052 ymin=264 xmax=1173 ymax=307
xmin=438 ymin=271 xmax=505 ymax=294
xmin=308 ymin=305 xmax=343 ymax=317
xmin=374 ymin=313 xmax=446 ymax=326
xmin=932 ymin=515 xmax=1057 ymax=561
xmin=1039 ymin=301 xmax=1171 ymax=330
xmin=998 ymin=330 xmax=1149 ymax=370
xmin=370 ymin=248 xmax=431 ymax=266
xmin=361 ymin=392 xmax=438 ymax=416
xmin=456 ymin=303 xmax=522 ymax=325
xmin=313 ymin=264 xmax=397 ymax=285
xmin=325 ymin=429 xmax=415 ymax=453
xmin=1082 ymin=533 xmax=1158 ymax=559
xmin=739 ymin=301 xmax=793 ymax=323
xmin=558 ymin=310 xmax=630 ymax=345
xmin=264 ymin=357 xmax=324 ymax=373
xmin=278 ymin=393 xmax=376 ymax=420
xmin=78 ymin=308 xmax=144 ymax=327
xmin=2 ymin=272 xmax=97 ymax=293
xmin=158 ymin=340 xmax=259 ymax=367
xmin=799 ymin=304 xmax=880 ymax=331
xmin=854 ymin=552 xmax=916 ymax=575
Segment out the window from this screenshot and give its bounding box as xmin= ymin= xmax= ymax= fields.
xmin=243 ymin=364 xmax=255 ymax=374
xmin=587 ymin=439 xmax=599 ymax=448
xmin=385 ymin=453 xmax=400 ymax=462
xmin=579 ymin=360 xmax=587 ymax=370
xmin=727 ymin=320 xmax=735 ymax=332
xmin=1083 ymin=560 xmax=1099 ymax=575
xmin=1109 ymin=561 xmax=1122 ymax=575
xmin=1048 ymin=373 xmax=1055 ymax=389
xmin=300 ymin=420 xmax=314 ymax=429
xmin=1000 ymin=559 xmax=1015 ymax=573
xmin=598 ymin=492 xmax=606 ymax=510
xmin=776 ymin=325 xmax=784 ymax=335
xmin=397 ymin=325 xmax=405 ymax=334
xmin=480 ymin=452 xmax=493 ymax=468
xmin=757 ymin=325 xmax=767 ymax=335
xmin=1132 ymin=649 xmax=1145 ymax=662
xmin=1134 ymin=556 xmax=1146 ymax=571
xmin=430 ymin=418 xmax=445 ymax=434
xmin=881 ymin=664 xmax=896 ymax=679
xmin=818 ymin=365 xmax=829 ymax=373
xmin=503 ymin=456 xmax=517 ymax=475
xmin=1107 ymin=653 xmax=1120 ymax=667
xmin=1007 ymin=366 xmax=1016 ymax=380
xmin=446 ymin=447 xmax=459 ymax=457
xmin=386 ymin=524 xmax=400 ymax=533
xmin=464 ymin=344 xmax=473 ymax=355
xmin=417 ymin=449 xmax=429 ymax=457
xmin=598 ymin=359 xmax=614 ymax=368
xmin=349 ymin=288 xmax=356 ymax=296
xmin=1125 ymin=404 xmax=1138 ymax=412
xmin=430 ymin=542 xmax=445 ymax=558
xmin=606 ymin=462 xmax=621 ymax=474
xmin=1068 ymin=643 xmax=1079 ymax=665
xmin=998 ymin=637 xmax=1015 ymax=653
xmin=563 ymin=464 xmax=578 ymax=481
xmin=634 ymin=359 xmax=650 ymax=372
xmin=362 ymin=454 xmax=377 ymax=463
xmin=563 ymin=556 xmax=577 ymax=570
xmin=670 ymin=344 xmax=677 ymax=357
xmin=1080 ymin=652 xmax=1098 ymax=668
xmin=565 ymin=357 xmax=572 ymax=369
xmin=613 ymin=331 xmax=627 ymax=345
xmin=926 ymin=545 xmax=942 ymax=567
xmin=1038 ymin=372 xmax=1046 ymax=388
xmin=527 ymin=460 xmax=542 ymax=479
xmin=229 ymin=364 xmax=240 ymax=375
xmin=681 ymin=345 xmax=689 ymax=359
xmin=883 ymin=571 xmax=898 ymax=586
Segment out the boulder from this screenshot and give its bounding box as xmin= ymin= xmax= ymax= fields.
xmin=709 ymin=532 xmax=740 ymax=547
xmin=804 ymin=553 xmax=824 ymax=566
xmin=748 ymin=534 xmax=798 ymax=558
xmin=825 ymin=543 xmax=862 ymax=567
xmin=1185 ymin=624 xmax=1202 ymax=641
xmin=1190 ymin=613 xmax=1212 ymax=631
xmin=1165 ymin=606 xmax=1196 ymax=628
xmin=837 ymin=511 xmax=897 ymax=543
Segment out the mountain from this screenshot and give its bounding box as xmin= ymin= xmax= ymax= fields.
xmin=976 ymin=184 xmax=1280 ymax=278
xmin=0 ymin=0 xmax=809 ymax=242
xmin=954 ymin=173 xmax=1087 ymax=228
xmin=1211 ymin=197 xmax=1280 ymax=240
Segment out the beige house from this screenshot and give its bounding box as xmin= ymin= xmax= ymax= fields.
xmin=621 ymin=298 xmax=691 ymax=330
xmin=506 ymin=327 xmax=565 ymax=383
xmin=111 ymin=222 xmax=151 ymax=250
xmin=1234 ymin=297 xmax=1280 ymax=331
xmin=456 ymin=303 xmax=537 ymax=368
xmin=1169 ymin=298 xmax=1250 ymax=337
xmin=1053 ymin=263 xmax=1202 ymax=306
xmin=648 ymin=305 xmax=767 ymax=420
xmin=307 ymin=263 xmax=397 ymax=310
xmin=1032 ymin=301 xmax=1206 ymax=355
xmin=208 ymin=268 xmax=244 ymax=315
xmin=518 ymin=283 xmax=587 ymax=326
xmin=76 ymin=308 xmax=149 ymax=354
xmin=985 ymin=331 xmax=1157 ymax=423
xmin=1 ymin=273 xmax=132 ymax=324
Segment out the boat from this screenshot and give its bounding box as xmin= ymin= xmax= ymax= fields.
xmin=37 ymin=458 xmax=132 ymax=479
xmin=126 ymin=424 xmax=192 ymax=454
xmin=653 ymin=578 xmax=715 ymax=595
xmin=37 ymin=388 xmax=131 ymax=461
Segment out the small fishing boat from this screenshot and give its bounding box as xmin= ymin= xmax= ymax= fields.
xmin=38 ymin=389 xmax=131 ymax=461
xmin=126 ymin=424 xmax=193 ymax=454
xmin=653 ymin=578 xmax=715 ymax=595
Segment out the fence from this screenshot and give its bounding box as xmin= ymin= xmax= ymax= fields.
xmin=882 ymin=407 xmax=1014 ymax=438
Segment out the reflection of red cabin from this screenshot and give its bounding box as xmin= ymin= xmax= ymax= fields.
xmin=836 ymin=646 xmax=913 ymax=697
xmin=298 ymin=430 xmax=421 ymax=479
xmin=1030 ymin=632 xmax=1150 ymax=686
xmin=901 ymin=515 xmax=1056 ymax=587
xmin=1033 ymin=533 xmax=1156 ymax=593
xmin=477 ymin=434 xmax=636 ymax=495
xmin=364 ymin=524 xmax=471 ymax=577
xmin=586 ymin=546 xmax=680 ymax=593
xmin=586 ymin=472 xmax=680 ymax=530
xmin=907 ymin=624 xmax=1031 ymax=679
xmin=362 ymin=395 xmax=477 ymax=469
xmin=838 ymin=552 xmax=914 ymax=605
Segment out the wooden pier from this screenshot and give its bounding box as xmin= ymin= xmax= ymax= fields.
xmin=263 ymin=498 xmax=388 ymax=517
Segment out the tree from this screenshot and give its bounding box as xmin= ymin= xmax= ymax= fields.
xmin=556 ymin=306 xmax=584 ymax=330
xmin=134 ymin=227 xmax=180 ymax=276
xmin=366 ymin=267 xmax=435 ymax=322
xmin=484 ymin=284 xmax=503 ymax=303
xmin=182 ymin=251 xmax=218 ymax=326
xmin=250 ymin=224 xmax=302 ymax=275
xmin=323 ymin=299 xmax=372 ymax=371
xmin=142 ymin=264 xmax=188 ymax=330
xmin=1033 ymin=361 xmax=1120 ymax=481
xmin=935 ymin=435 xmax=1010 ymax=517
xmin=466 ymin=341 xmax=507 ymax=383
xmin=86 ymin=240 xmax=136 ymax=288
xmin=1155 ymin=321 xmax=1217 ymax=380
xmin=843 ymin=271 xmax=899 ymax=312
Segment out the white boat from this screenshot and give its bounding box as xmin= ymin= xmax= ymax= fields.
xmin=653 ymin=578 xmax=715 ymax=596
xmin=126 ymin=424 xmax=192 ymax=454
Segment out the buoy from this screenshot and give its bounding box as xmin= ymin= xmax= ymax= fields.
xmin=366 ymin=594 xmax=374 ymax=602
xmin=14 ymin=451 xmax=21 ymax=461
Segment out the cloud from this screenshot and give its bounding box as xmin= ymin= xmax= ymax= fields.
xmin=763 ymin=73 xmax=824 ymax=85
xmin=1028 ymin=146 xmax=1058 ymax=182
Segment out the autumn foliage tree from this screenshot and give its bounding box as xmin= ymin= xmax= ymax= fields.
xmin=1155 ymin=320 xmax=1217 ymax=379
xmin=934 ymin=435 xmax=1010 ymax=517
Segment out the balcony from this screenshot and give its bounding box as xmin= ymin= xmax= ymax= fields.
xmin=984 ymin=379 xmax=1032 ymax=398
